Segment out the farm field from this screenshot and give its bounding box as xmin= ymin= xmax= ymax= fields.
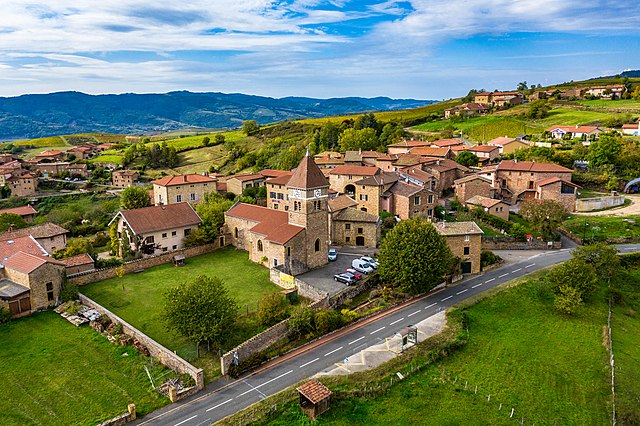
xmin=0 ymin=311 xmax=170 ymax=426
xmin=577 ymin=99 xmax=640 ymax=111
xmin=81 ymin=248 xmax=281 ymax=380
xmin=562 ymin=214 xmax=640 ymax=240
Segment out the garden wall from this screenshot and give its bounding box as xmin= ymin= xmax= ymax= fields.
xmin=482 ymin=237 xmax=561 ymax=250
xmin=575 ymin=195 xmax=625 ymax=212
xmin=97 ymin=404 xmax=136 ymax=426
xmin=79 ymin=294 xmax=205 ymax=390
xmin=70 ymin=242 xmax=222 ymax=286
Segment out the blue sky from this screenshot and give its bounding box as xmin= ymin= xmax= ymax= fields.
xmin=0 ymin=0 xmax=638 ymax=100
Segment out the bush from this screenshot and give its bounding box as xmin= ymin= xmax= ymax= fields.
xmin=96 ymin=257 xmax=124 ymax=269
xmin=314 ymin=309 xmax=344 ymax=335
xmin=59 ymin=281 xmax=79 ymax=303
xmin=0 ymin=307 xmax=11 ymax=324
xmin=480 ymin=250 xmax=501 ymax=269
xmin=287 ymin=305 xmax=315 ymax=338
xmin=257 ymin=292 xmax=289 ymax=327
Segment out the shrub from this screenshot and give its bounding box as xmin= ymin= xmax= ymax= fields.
xmin=96 ymin=257 xmax=124 ymax=269
xmin=508 ymin=223 xmax=527 ymax=239
xmin=480 ymin=250 xmax=501 ymax=269
xmin=257 ymin=292 xmax=289 ymax=327
xmin=314 ymin=309 xmax=344 ymax=335
xmin=553 ymin=284 xmax=583 ymax=315
xmin=0 ymin=307 xmax=11 ymax=324
xmin=59 ymin=281 xmax=79 ymax=303
xmin=287 ymin=305 xmax=315 ymax=338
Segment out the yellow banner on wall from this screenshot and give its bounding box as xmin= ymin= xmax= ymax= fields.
xmin=279 ymin=272 xmax=295 ymax=289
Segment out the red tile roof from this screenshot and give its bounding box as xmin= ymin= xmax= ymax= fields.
xmin=536 ymin=177 xmax=579 ymax=187
xmin=329 ymin=165 xmax=380 ymax=176
xmin=227 ymin=173 xmax=265 ymax=183
xmin=400 ymin=167 xmax=435 ymax=183
xmin=260 ymin=169 xmax=292 ymax=178
xmin=408 ymin=147 xmax=450 ymax=157
xmin=226 ymin=202 xmax=304 ymax=244
xmin=328 ymin=195 xmax=358 ymax=212
xmin=61 ymin=253 xmax=95 ymax=267
xmin=119 ymin=203 xmax=202 ymax=234
xmin=545 ymin=125 xmax=601 ymax=133
xmin=387 ymin=140 xmax=430 ymax=148
xmin=431 ymin=139 xmax=463 ymax=147
xmin=287 ymin=156 xmax=328 ymax=189
xmin=3 ymin=251 xmax=64 ymax=274
xmin=0 ymin=235 xmax=48 ymax=261
xmin=0 ymin=205 xmax=37 ymax=217
xmin=152 ymin=174 xmax=216 ymax=186
xmin=297 ymin=380 xmax=332 ymax=404
xmin=0 ymin=223 xmax=67 ymax=241
xmin=466 ymin=195 xmax=504 ymax=208
xmin=265 ymin=175 xmax=292 ymax=186
xmin=497 ymin=160 xmax=572 ymax=173
xmin=36 ymin=150 xmax=65 ymax=157
xmin=464 ymin=145 xmax=500 ymax=153
xmin=487 ymin=136 xmax=519 ymax=146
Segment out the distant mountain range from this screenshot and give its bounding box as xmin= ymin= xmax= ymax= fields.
xmin=0 ymin=91 xmax=434 ymax=141
xmin=588 ymin=69 xmax=640 ymax=80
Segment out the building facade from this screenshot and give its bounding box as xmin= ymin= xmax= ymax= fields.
xmin=152 ymin=174 xmax=217 ymax=205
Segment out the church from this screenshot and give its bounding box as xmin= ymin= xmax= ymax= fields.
xmin=224 ymin=154 xmax=329 ymax=275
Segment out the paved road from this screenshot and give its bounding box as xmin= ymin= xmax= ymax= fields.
xmin=137 ymin=244 xmax=640 ymax=426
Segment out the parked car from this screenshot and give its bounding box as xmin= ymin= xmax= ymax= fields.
xmin=351 ymin=259 xmax=374 ymax=274
xmin=328 ymin=248 xmax=337 ymax=261
xmin=334 ymin=273 xmax=356 ymax=285
xmin=345 ymin=268 xmax=363 ymax=281
xmin=360 ymin=256 xmax=379 ymax=268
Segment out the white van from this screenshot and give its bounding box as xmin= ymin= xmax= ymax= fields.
xmin=351 ymin=258 xmax=374 ymax=274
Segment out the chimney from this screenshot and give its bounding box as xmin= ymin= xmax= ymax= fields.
xmin=202 ymin=171 xmax=208 ymax=177
xmin=183 ymin=175 xmax=187 ymax=182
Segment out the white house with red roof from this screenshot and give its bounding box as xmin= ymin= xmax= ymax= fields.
xmin=546 ymin=125 xmax=603 ymax=141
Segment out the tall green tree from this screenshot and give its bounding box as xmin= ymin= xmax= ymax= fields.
xmin=120 ymin=186 xmax=151 ymax=210
xmin=588 ymin=134 xmax=622 ymax=168
xmin=242 ymin=120 xmax=260 ymax=136
xmin=0 ymin=213 xmax=28 ymax=233
xmin=319 ymin=122 xmax=340 ymax=150
xmin=455 ymin=151 xmax=479 ymax=168
xmin=354 ymin=113 xmax=378 ymax=130
xmin=519 ymin=199 xmax=567 ymax=241
xmin=195 ymin=192 xmax=234 ymax=241
xmin=378 ymin=218 xmax=453 ymax=294
xmin=572 ymin=242 xmax=619 ymax=282
xmin=214 ymin=134 xmax=226 ymax=145
xmin=162 ymin=275 xmax=238 ymax=355
xmin=338 ymin=128 xmax=379 ymax=151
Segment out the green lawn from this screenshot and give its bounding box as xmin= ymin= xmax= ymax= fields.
xmin=0 ymin=311 xmax=170 ymax=426
xmin=81 ymin=248 xmax=281 ymax=379
xmin=562 ymin=215 xmax=640 ymax=240
xmin=578 ymin=99 xmax=640 ymax=111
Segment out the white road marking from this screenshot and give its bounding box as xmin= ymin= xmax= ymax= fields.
xmin=299 ymin=358 xmax=319 ymax=368
xmin=174 ymin=415 xmax=198 ymax=426
xmin=206 ymin=399 xmax=233 ymax=412
xmin=238 ymin=370 xmax=293 ymax=396
xmin=348 ymin=336 xmax=365 ymax=345
xmin=525 ymin=263 xmax=535 ymax=268
xmin=369 ymin=326 xmax=386 ymax=335
xmin=512 ymin=268 xmax=522 ymax=273
xmin=389 ymin=318 xmax=404 ymax=326
xmin=456 ymin=289 xmax=468 ymax=295
xmin=324 ymin=346 xmax=344 ymax=357
xmin=499 ymin=273 xmax=509 ymax=278
xmin=472 ymin=283 xmax=482 ymax=289
xmin=426 ymin=303 xmax=437 ymax=309
xmin=242 ymin=380 xmax=267 ymax=398
xmin=441 ymin=295 xmax=453 ymax=302
xmin=407 ymin=310 xmax=421 ymax=317
xmin=485 ymin=278 xmax=495 ymax=283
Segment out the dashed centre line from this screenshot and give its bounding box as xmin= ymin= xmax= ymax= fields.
xmin=324 ymin=346 xmax=344 ymax=357
xmin=389 ymin=318 xmax=404 ymax=326
xmin=441 ymin=295 xmax=453 ymax=302
xmin=426 ymin=303 xmax=437 ymax=309
xmin=472 ymin=283 xmax=482 ymax=288
xmin=456 ymin=289 xmax=468 ymax=295
xmin=407 ymin=310 xmax=421 ymax=317
xmin=206 ymin=399 xmax=233 ymax=412
xmin=299 ymin=358 xmax=319 ymax=368
xmin=499 ymin=273 xmax=509 ymax=278
xmin=369 ymin=326 xmax=386 ymax=335
xmin=348 ymin=336 xmax=365 ymax=345
xmin=525 ymin=263 xmax=536 ymax=268
xmin=174 ymin=415 xmax=198 ymax=426
xmin=485 ymin=278 xmax=495 ymax=283
xmin=512 ymin=268 xmax=522 ymax=273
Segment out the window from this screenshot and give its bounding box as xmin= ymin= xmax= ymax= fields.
xmin=234 ymin=227 xmax=238 ymax=238
xmin=345 ymin=223 xmax=351 ymax=230
xmin=46 ymin=282 xmax=54 ymax=302
xmin=294 ymin=201 xmax=301 ymax=211
xmin=463 ymin=246 xmax=470 ymax=256
xmin=146 ymin=235 xmax=155 ymax=244
xmin=274 ymin=258 xmax=278 ymax=267
xmin=427 ymin=209 xmax=433 ymax=216
xmin=285 ymin=205 xmax=289 ymax=211
xmin=277 ymin=193 xmax=284 ymax=200
xmin=348 ymin=175 xmax=353 ymax=179
xmin=270 ymin=192 xmax=276 ymax=199
xmin=361 ymin=207 xmax=368 ymax=212
xmin=464 ymin=235 xmax=470 ymax=242
xmin=357 ymin=227 xmax=363 ymax=234
xmin=257 ymin=240 xmax=263 ymax=251
xmin=346 ymin=236 xmax=350 ymax=242
xmin=189 ymin=193 xmax=198 ymax=201
xmin=172 ymin=231 xmax=177 ymax=237
xmin=314 ymin=239 xmax=320 ymax=252
xmin=360 ymin=194 xmax=368 ymax=201
xmin=184 ymin=229 xmax=191 ymax=236
xmin=162 ymin=247 xmax=168 ymax=252
xmin=162 ymin=233 xmax=167 ymax=239
xmin=176 ymin=194 xmax=183 ymax=202
xmin=274 ymin=204 xmax=278 ymax=210
xmin=561 ymin=183 xmax=575 ymax=194
xmin=172 ymin=245 xmax=177 ymax=250
xmin=414 ymin=196 xmax=421 ymax=205
xmin=528 ymin=181 xmax=534 ymax=190
xmin=428 ymin=195 xmax=434 ymax=204
xmin=287 ymin=246 xmax=291 ymax=257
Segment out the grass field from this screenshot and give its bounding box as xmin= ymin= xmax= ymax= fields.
xmin=562 ymin=215 xmax=640 ymax=240
xmin=13 ymin=135 xmax=67 ymax=147
xmin=81 ymin=248 xmax=281 ymax=379
xmin=578 ymin=99 xmax=640 ymax=111
xmin=0 ymin=311 xmax=170 ymax=426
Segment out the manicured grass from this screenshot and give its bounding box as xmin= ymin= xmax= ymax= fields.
xmin=271 ymin=277 xmax=612 ymax=425
xmin=563 ymin=215 xmax=640 ymax=240
xmin=0 ymin=311 xmax=170 ymax=425
xmin=81 ymin=248 xmax=281 ymax=378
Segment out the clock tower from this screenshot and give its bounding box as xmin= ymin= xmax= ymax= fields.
xmin=286 ymin=153 xmax=330 ymax=270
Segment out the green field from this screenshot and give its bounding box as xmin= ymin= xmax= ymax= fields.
xmin=578 ymin=99 xmax=640 ymax=111
xmin=81 ymin=248 xmax=281 ymax=379
xmin=0 ymin=311 xmax=170 ymax=426
xmin=13 ymin=135 xmax=67 ymax=147
xmin=562 ymin=215 xmax=640 ymax=240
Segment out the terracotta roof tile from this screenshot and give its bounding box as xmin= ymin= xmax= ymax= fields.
xmin=266 ymin=175 xmax=292 ymax=186
xmin=0 ymin=235 xmax=48 ymax=261
xmin=328 ymin=195 xmax=358 ymax=212
xmin=260 ymin=169 xmax=292 ymax=178
xmin=119 ymin=203 xmax=202 ymax=234
xmin=0 ymin=205 xmax=37 ymax=217
xmin=355 ymin=172 xmax=398 ymax=186
xmin=466 ymin=195 xmax=504 ymax=208
xmin=61 ymin=253 xmax=95 ymax=267
xmin=0 ymin=223 xmax=67 ymax=241
xmin=286 ymin=156 xmax=329 ymax=189
xmin=226 ymin=202 xmax=304 ymax=244
xmin=545 ymin=125 xmax=601 ymax=133
xmin=497 ymin=160 xmax=572 ymax=173
xmin=333 ymin=207 xmax=379 ymax=223
xmin=387 ymin=140 xmax=430 ymax=148
xmin=536 ymin=177 xmax=579 ymax=187
xmin=329 ymin=165 xmax=380 ymax=177
xmin=434 ymin=221 xmax=484 ymax=236
xmin=297 ymin=380 xmax=332 ymax=404
xmin=387 ymin=180 xmax=424 ymax=197
xmin=3 ymin=251 xmax=64 ymax=273
xmin=454 ymin=175 xmax=492 ymax=185
xmin=431 ymin=139 xmax=463 ymax=147
xmin=408 ymin=147 xmax=450 ymax=157
xmin=487 ymin=136 xmax=519 ymax=146
xmin=152 ymin=174 xmax=216 ymax=186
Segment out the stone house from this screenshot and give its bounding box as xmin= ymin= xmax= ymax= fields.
xmin=387 ymin=140 xmax=431 ymax=155
xmin=454 ymin=145 xmax=500 ymax=163
xmin=6 ymin=173 xmax=37 ymax=197
xmin=35 ymin=150 xmax=67 ymax=162
xmin=111 ymin=203 xmax=202 ymax=257
xmin=474 ymin=91 xmax=524 ymax=107
xmin=0 ymin=223 xmax=68 ymax=254
xmin=407 ymin=146 xmax=454 ymax=160
xmin=454 ymin=175 xmax=495 ymax=203
xmin=382 ymin=180 xmax=437 ymax=220
xmin=225 ymin=155 xmax=329 ymax=275
xmin=328 ymin=196 xmax=379 ymax=248
xmin=112 ymin=170 xmax=140 ymax=187
xmin=0 ymin=205 xmax=37 ymax=222
xmin=546 ymin=126 xmax=603 ymax=141
xmin=343 ymin=150 xmax=383 ymax=166
xmin=66 ymin=163 xmax=90 ymax=179
xmin=534 ymin=177 xmax=579 ymax=212
xmin=493 ymin=160 xmax=574 ymax=205
xmin=61 ymin=253 xmax=96 ymax=276
xmin=487 ymin=137 xmax=529 ymax=155
xmin=152 ymin=173 xmax=217 ymax=205
xmin=443 ymin=103 xmax=489 ymax=119
xmin=352 ymin=172 xmax=398 ymax=215
xmin=265 ymin=174 xmax=293 ymax=210
xmin=422 ymin=159 xmax=469 ymax=194
xmin=431 ymin=139 xmax=464 ymax=148
xmin=225 ymin=173 xmax=266 ymax=196
xmin=465 ymin=195 xmax=510 ymax=221
xmin=434 ymin=221 xmax=483 ymax=274
xmin=328 ymin=165 xmax=381 ymax=200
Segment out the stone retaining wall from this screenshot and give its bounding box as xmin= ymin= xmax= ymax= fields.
xmin=71 ymin=243 xmax=222 ymax=286
xmin=79 ymin=294 xmax=204 ymax=390
xmin=575 ymin=195 xmax=625 ymax=212
xmin=97 ymin=404 xmax=136 ymax=426
xmin=482 ymin=236 xmax=561 ymax=250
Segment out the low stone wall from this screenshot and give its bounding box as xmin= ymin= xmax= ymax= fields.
xmin=294 ymin=276 xmax=329 ymax=302
xmin=97 ymin=404 xmax=136 ymax=426
xmin=482 ymin=236 xmax=561 ymax=250
xmin=71 ymin=242 xmax=222 ymax=286
xmin=326 ymin=274 xmax=379 ymax=310
xmin=169 ymin=385 xmax=200 ymax=403
xmin=79 ymin=294 xmax=205 ymax=390
xmin=575 ymin=195 xmax=625 ymax=212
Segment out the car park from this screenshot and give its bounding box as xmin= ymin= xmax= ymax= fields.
xmin=360 ymin=256 xmax=379 ymax=268
xmin=334 ymin=273 xmax=356 ymax=285
xmin=328 ymin=248 xmax=337 ymax=261
xmin=351 ymin=259 xmax=374 ymax=274
xmin=345 ymin=268 xmax=363 ymax=281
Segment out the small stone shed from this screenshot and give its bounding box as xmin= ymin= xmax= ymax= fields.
xmin=296 ymin=379 xmax=332 ymax=420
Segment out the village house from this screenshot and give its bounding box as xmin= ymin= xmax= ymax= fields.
xmin=265 ymin=173 xmax=294 ymax=210
xmin=454 ymin=175 xmax=495 ymax=203
xmin=382 ymin=180 xmax=437 ymax=220
xmin=443 ymin=103 xmax=490 ymax=119
xmin=313 ymin=152 xmax=345 ymax=169
xmin=152 ymin=173 xmax=217 ymax=205
xmin=474 ymin=91 xmax=524 ymax=107
xmin=430 ymin=139 xmax=464 ymax=148
xmin=465 ymin=195 xmax=510 ymax=221
xmin=343 ymin=150 xmax=383 ymax=166
xmin=328 ymin=165 xmax=381 ymax=200
xmin=112 ymin=170 xmax=140 ymax=187
xmin=111 ymin=203 xmax=202 ymax=257
xmin=61 ymin=253 xmax=95 ymax=276
xmin=398 ymin=167 xmax=438 ymax=193
xmin=546 ymin=125 xmax=603 ymax=141
xmin=6 ymin=173 xmax=37 ymax=197
xmin=422 ymin=158 xmax=469 ymax=195
xmin=34 ymin=150 xmax=67 ymax=163
xmin=0 ymin=154 xmax=17 ymax=164
xmin=0 ymin=205 xmax=37 ymax=222
xmin=225 ymin=155 xmax=329 ymax=275
xmin=435 ymin=221 xmax=483 ymax=274
xmin=534 ymin=177 xmax=579 ymax=212
xmin=487 ymin=136 xmax=529 ymax=155
xmin=407 ymin=146 xmax=454 ymax=160
xmin=584 ymin=85 xmax=625 ymax=99
xmin=452 ymin=145 xmax=500 ymax=164
xmin=0 ymin=223 xmax=68 ymax=254
xmin=352 ymin=172 xmax=398 ymax=215
xmin=225 ymin=173 xmax=266 ymax=196
xmin=622 ymin=120 xmax=640 ymax=136
xmin=387 ymin=140 xmax=431 ymax=155
xmin=328 ymin=195 xmax=379 ymax=248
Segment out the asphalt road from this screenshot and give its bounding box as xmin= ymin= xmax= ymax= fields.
xmin=137 ymin=243 xmax=640 ymax=426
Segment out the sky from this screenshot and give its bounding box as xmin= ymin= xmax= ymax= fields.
xmin=0 ymin=0 xmax=639 ymax=100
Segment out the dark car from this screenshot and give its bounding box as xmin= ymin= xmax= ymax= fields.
xmin=334 ymin=273 xmax=356 ymax=285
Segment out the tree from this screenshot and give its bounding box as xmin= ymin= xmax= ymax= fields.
xmin=319 ymin=122 xmax=339 ymax=150
xmin=61 ymin=237 xmax=97 ymax=261
xmin=379 ymin=123 xmax=405 ymax=147
xmin=440 ymin=124 xmax=457 ymax=139
xmin=0 ymin=213 xmax=28 ymax=233
xmin=517 ymin=81 xmax=528 ymax=91
xmin=338 ymin=128 xmax=379 ymax=151
xmin=455 ymin=151 xmax=479 ymax=168
xmin=195 ymin=192 xmax=234 ymax=242
xmin=519 ymin=199 xmax=567 ymax=241
xmin=572 ymin=242 xmax=619 ymax=282
xmin=547 ymin=258 xmax=599 ymax=313
xmin=257 ymin=292 xmax=289 ymax=327
xmin=162 ymin=275 xmax=238 ymax=356
xmin=553 ymin=284 xmax=583 ymax=315
xmin=354 ymin=113 xmax=378 ymax=130
xmin=526 ymin=99 xmax=551 ymax=119
xmin=378 ymin=218 xmax=453 ymax=294
xmin=242 ymin=120 xmax=260 ymax=136
xmin=288 ymin=305 xmax=315 ymax=338
xmin=588 ymin=135 xmax=622 ymax=168
xmin=214 ymin=134 xmax=226 ymax=145
xmin=120 ymin=186 xmax=151 ymax=210
xmin=202 ymin=136 xmax=211 ymax=147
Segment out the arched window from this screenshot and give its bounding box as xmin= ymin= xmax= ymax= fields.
xmin=234 ymin=227 xmax=238 ymax=238
xmin=314 ymin=238 xmax=320 ymax=252
xmin=257 ymin=240 xmax=263 ymax=251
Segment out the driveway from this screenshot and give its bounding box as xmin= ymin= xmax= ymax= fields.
xmin=297 ymin=246 xmax=378 ymax=296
